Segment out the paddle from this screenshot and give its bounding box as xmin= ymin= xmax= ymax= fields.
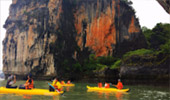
xmin=109 ymin=83 xmax=130 ymax=92
xmin=109 ymin=83 xmax=118 ymax=88
xmin=48 ymin=83 xmax=65 ymax=95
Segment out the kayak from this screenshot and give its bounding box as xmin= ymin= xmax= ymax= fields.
xmin=0 ymin=87 xmax=63 ymax=96
xmin=87 ymin=86 xmax=129 ymax=92
xmin=61 ymin=84 xmax=75 ymax=87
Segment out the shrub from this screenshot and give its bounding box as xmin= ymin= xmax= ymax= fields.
xmin=110 ymin=59 xmax=121 ymax=69
xmin=123 ymin=49 xmax=154 ymax=59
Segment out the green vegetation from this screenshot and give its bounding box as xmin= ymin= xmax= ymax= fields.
xmin=142 ymin=23 xmax=170 ymax=50
xmin=110 ymin=59 xmax=122 ymax=69
xmin=160 ymin=40 xmax=170 ymax=54
xmin=122 ymin=23 xmax=170 ymax=67
xmin=72 ymin=54 xmax=121 ymax=75
xmin=123 ymin=49 xmax=154 ymax=58
xmin=142 ymin=26 xmax=153 ymax=47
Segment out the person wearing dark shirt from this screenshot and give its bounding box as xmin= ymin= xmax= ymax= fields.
xmin=6 ymin=75 xmax=17 ymax=88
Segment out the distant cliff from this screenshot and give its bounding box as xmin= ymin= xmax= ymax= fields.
xmin=0 ymin=70 xmax=5 ymax=79
xmin=3 ymin=0 xmax=146 ymax=79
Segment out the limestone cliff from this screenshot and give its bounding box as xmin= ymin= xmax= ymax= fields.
xmin=3 ymin=0 xmax=146 ymax=79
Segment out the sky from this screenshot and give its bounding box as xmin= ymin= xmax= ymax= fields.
xmin=0 ymin=0 xmax=12 ymax=71
xmin=131 ymin=0 xmax=170 ymax=28
xmin=0 ymin=0 xmax=170 ymax=70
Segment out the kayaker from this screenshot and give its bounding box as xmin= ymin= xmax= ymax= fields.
xmin=113 ymin=79 xmax=123 ymax=89
xmin=6 ymin=75 xmax=17 ymax=88
xmin=61 ymin=80 xmax=65 ymax=85
xmin=98 ymin=82 xmax=102 ymax=88
xmin=19 ymin=74 xmax=34 ymax=89
xmin=67 ymin=80 xmax=71 ymax=84
xmin=104 ymin=82 xmax=110 ymax=88
xmin=50 ymin=77 xmax=62 ymax=92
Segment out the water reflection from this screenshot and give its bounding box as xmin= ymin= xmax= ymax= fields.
xmin=21 ymin=94 xmax=60 ymax=100
xmin=62 ymin=86 xmax=74 ymax=92
xmin=52 ymin=96 xmax=60 ymax=100
xmin=115 ymin=92 xmax=123 ymax=100
xmin=87 ymin=90 xmax=129 ymax=100
xmin=23 ymin=95 xmax=32 ymax=99
xmin=66 ymin=87 xmax=71 ymax=92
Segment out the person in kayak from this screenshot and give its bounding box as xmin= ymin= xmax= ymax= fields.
xmin=104 ymin=82 xmax=110 ymax=88
xmin=50 ymin=77 xmax=62 ymax=92
xmin=98 ymin=82 xmax=102 ymax=88
xmin=19 ymin=74 xmax=34 ymax=89
xmin=113 ymin=79 xmax=123 ymax=89
xmin=6 ymin=75 xmax=17 ymax=88
xmin=67 ymin=80 xmax=71 ymax=84
xmin=61 ymin=80 xmax=66 ymax=85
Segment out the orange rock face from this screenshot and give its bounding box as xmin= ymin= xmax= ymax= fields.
xmin=128 ymin=16 xmax=140 ymax=34
xmin=74 ymin=0 xmax=141 ymax=57
xmin=85 ymin=13 xmax=116 ymax=57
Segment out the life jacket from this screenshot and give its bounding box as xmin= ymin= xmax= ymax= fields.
xmin=61 ymin=81 xmax=65 ymax=85
xmin=105 ymin=83 xmax=110 ymax=88
xmin=53 ymin=84 xmax=58 ymax=89
xmin=67 ymin=80 xmax=71 ymax=84
xmin=98 ymin=83 xmax=102 ymax=88
xmin=116 ymin=82 xmax=123 ymax=89
xmin=53 ymin=80 xmax=62 ymax=89
xmin=56 ymin=81 xmax=62 ymax=89
xmin=52 ymin=80 xmax=58 ymax=89
xmin=25 ymin=79 xmax=34 ymax=89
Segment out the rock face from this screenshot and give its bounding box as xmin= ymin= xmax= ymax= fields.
xmin=3 ymin=0 xmax=146 ymax=79
xmin=120 ymin=56 xmax=170 ymax=85
xmin=157 ymin=0 xmax=170 ymax=14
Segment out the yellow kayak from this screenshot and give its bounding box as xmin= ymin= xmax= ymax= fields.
xmin=0 ymin=87 xmax=63 ymax=96
xmin=87 ymin=86 xmax=129 ymax=92
xmin=61 ymin=84 xmax=75 ymax=87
